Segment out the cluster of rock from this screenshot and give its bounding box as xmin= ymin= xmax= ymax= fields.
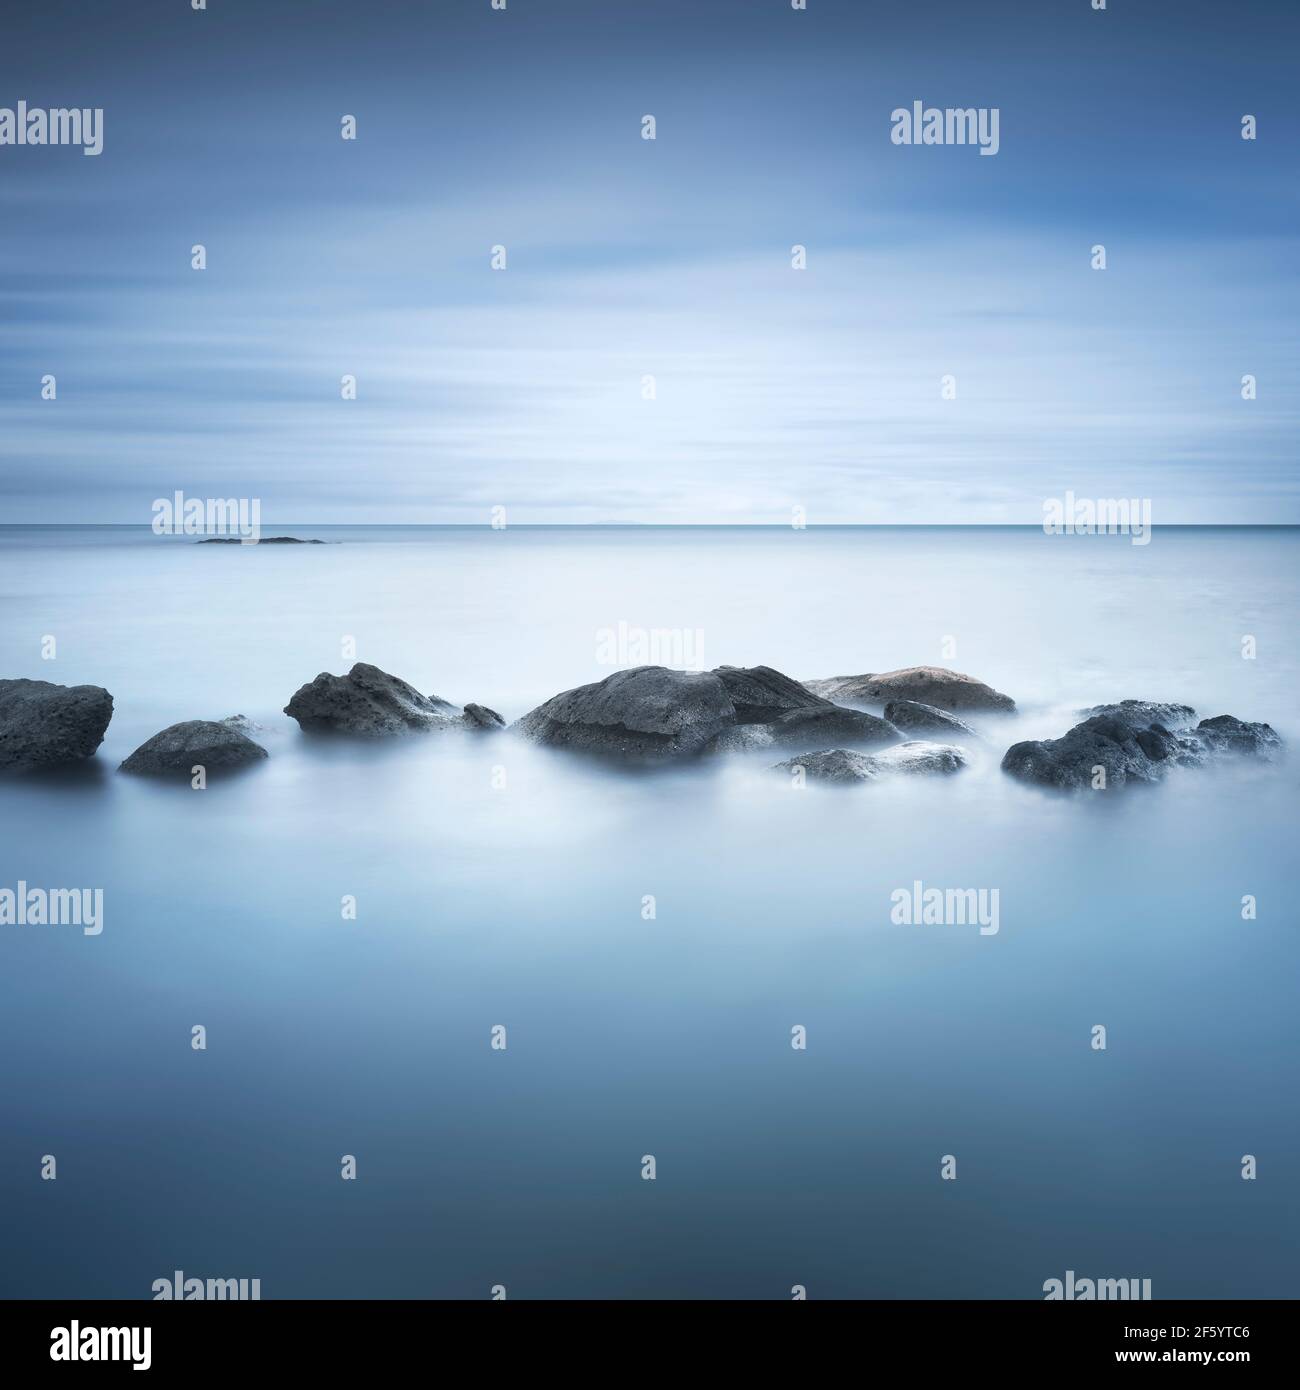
xmin=1001 ymin=702 xmax=1281 ymax=790
xmin=0 ymin=662 xmax=1285 ymax=793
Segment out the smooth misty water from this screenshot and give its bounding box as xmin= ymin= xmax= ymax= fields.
xmin=1 ymin=525 xmax=1297 ymax=1299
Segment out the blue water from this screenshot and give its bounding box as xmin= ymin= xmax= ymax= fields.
xmin=1 ymin=525 xmax=1297 ymax=1298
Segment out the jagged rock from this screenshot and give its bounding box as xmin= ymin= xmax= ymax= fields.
xmin=0 ymin=678 xmax=114 ymax=773
xmin=883 ymin=700 xmax=978 ymax=737
xmin=198 ymin=536 xmax=324 ymax=545
xmin=119 ymin=720 xmax=268 ymax=775
xmin=462 ymin=703 xmax=506 ymax=730
xmin=770 ymin=741 xmax=969 ymax=784
xmin=707 ymin=705 xmax=900 ymax=754
xmin=283 ymin=663 xmax=496 ymax=736
xmin=712 ymin=665 xmax=831 ymax=723
xmin=513 ymin=666 xmax=734 ymax=762
xmin=1193 ymin=715 xmax=1281 ymax=758
xmin=1002 ymin=710 xmax=1282 ymax=790
xmin=804 ymin=666 xmax=1015 ymax=712
xmin=1079 ymin=699 xmax=1196 ymax=729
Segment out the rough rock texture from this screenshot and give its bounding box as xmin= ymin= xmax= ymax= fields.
xmin=0 ymin=678 xmax=114 ymax=773
xmin=883 ymin=699 xmax=978 ymax=738
xmin=712 ymin=665 xmax=831 ymax=723
xmin=284 ymin=663 xmax=496 ymax=736
xmin=513 ymin=666 xmax=735 ymax=762
xmin=804 ymin=667 xmax=1015 ymax=713
xmin=462 ymin=703 xmax=506 ymax=730
xmin=1193 ymin=714 xmax=1282 ymax=758
xmin=1079 ymin=699 xmax=1197 ymax=729
xmin=770 ymin=741 xmax=969 ymax=784
xmin=119 ymin=720 xmax=268 ymax=774
xmin=707 ymin=705 xmax=900 ymax=754
xmin=1002 ymin=710 xmax=1282 ymax=790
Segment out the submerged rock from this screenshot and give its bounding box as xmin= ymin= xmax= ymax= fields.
xmin=770 ymin=741 xmax=969 ymax=784
xmin=120 ymin=720 xmax=268 ymax=775
xmin=1002 ymin=709 xmax=1282 ymax=790
xmin=1079 ymin=699 xmax=1197 ymax=729
xmin=707 ymin=705 xmax=900 ymax=754
xmin=1192 ymin=714 xmax=1281 ymax=758
xmin=804 ymin=667 xmax=1015 ymax=713
xmin=883 ymin=699 xmax=978 ymax=738
xmin=513 ymin=666 xmax=734 ymax=762
xmin=0 ymin=678 xmax=114 ymax=773
xmin=284 ymin=663 xmax=497 ymax=736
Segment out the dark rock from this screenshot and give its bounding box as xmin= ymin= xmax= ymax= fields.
xmin=712 ymin=665 xmax=831 ymax=723
xmin=707 ymin=705 xmax=900 ymax=754
xmin=512 ymin=665 xmax=734 ymax=762
xmin=284 ymin=663 xmax=494 ymax=736
xmin=120 ymin=720 xmax=268 ymax=775
xmin=0 ymin=678 xmax=114 ymax=773
xmin=1080 ymin=699 xmax=1196 ymax=729
xmin=1193 ymin=715 xmax=1281 ymax=758
xmin=883 ymin=699 xmax=978 ymax=737
xmin=462 ymin=703 xmax=506 ymax=730
xmin=770 ymin=741 xmax=969 ymax=784
xmin=1002 ymin=709 xmax=1281 ymax=790
xmin=804 ymin=666 xmax=1015 ymax=712
xmin=198 ymin=536 xmax=324 ymax=544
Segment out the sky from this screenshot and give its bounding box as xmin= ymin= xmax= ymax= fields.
xmin=1 ymin=0 xmax=1297 ymax=524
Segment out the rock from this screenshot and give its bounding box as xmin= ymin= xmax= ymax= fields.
xmin=1193 ymin=715 xmax=1282 ymax=759
xmin=712 ymin=665 xmax=831 ymax=723
xmin=283 ymin=663 xmax=495 ymax=736
xmin=513 ymin=665 xmax=735 ymax=762
xmin=462 ymin=703 xmax=506 ymax=730
xmin=804 ymin=667 xmax=1015 ymax=712
xmin=119 ymin=720 xmax=268 ymax=775
xmin=1001 ymin=710 xmax=1281 ymax=790
xmin=1079 ymin=699 xmax=1196 ymax=729
xmin=770 ymin=741 xmax=969 ymax=784
xmin=883 ymin=699 xmax=978 ymax=737
xmin=707 ymin=705 xmax=901 ymax=754
xmin=198 ymin=536 xmax=324 ymax=544
xmin=0 ymin=678 xmax=114 ymax=773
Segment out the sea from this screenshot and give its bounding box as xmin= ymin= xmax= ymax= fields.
xmin=1 ymin=524 xmax=1296 ymax=1298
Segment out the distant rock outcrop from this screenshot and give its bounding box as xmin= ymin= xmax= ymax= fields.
xmin=770 ymin=741 xmax=969 ymax=785
xmin=119 ymin=720 xmax=268 ymax=774
xmin=804 ymin=667 xmax=1015 ymax=713
xmin=284 ymin=663 xmax=502 ymax=736
xmin=0 ymin=678 xmax=114 ymax=773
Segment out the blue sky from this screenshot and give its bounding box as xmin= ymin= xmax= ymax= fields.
xmin=1 ymin=0 xmax=1297 ymax=523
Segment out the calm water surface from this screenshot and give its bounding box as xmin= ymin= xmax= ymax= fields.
xmin=1 ymin=526 xmax=1296 ymax=1298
